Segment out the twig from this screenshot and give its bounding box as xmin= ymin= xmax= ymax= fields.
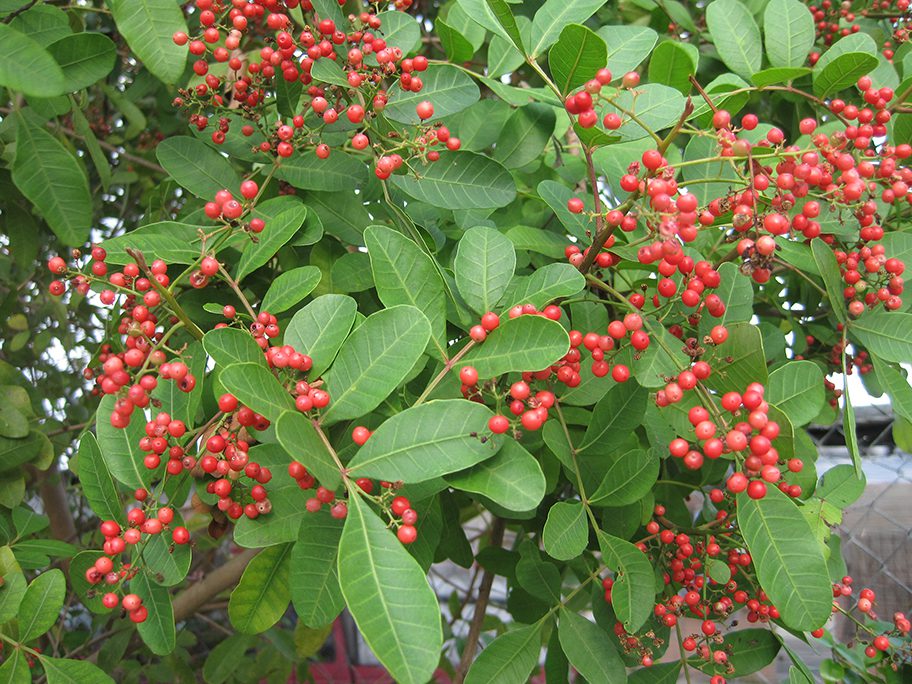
xmin=689 ymin=75 xmax=718 ymax=113
xmin=171 ymin=549 xmax=258 ymax=622
xmin=452 ymin=517 xmax=506 ymax=683
xmin=1 ymin=0 xmax=38 ymax=23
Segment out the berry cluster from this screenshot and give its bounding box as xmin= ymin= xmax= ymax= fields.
xmin=168 ymin=1 xmax=459 ymax=177
xmin=86 ymin=506 xmax=190 ymax=624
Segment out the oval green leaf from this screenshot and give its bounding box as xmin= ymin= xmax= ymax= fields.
xmin=228 ymin=544 xmax=292 ymax=634
xmin=321 ymin=306 xmax=431 ymax=424
xmin=338 ymin=494 xmax=442 ymax=684
xmin=347 ymin=400 xmax=501 ymax=482
xmin=737 ymin=486 xmax=832 ymax=630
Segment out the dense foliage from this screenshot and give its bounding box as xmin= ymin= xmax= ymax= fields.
xmin=1 ymin=0 xmax=912 ymax=682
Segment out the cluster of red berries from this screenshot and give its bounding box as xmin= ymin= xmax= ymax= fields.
xmin=835 ymin=244 xmax=905 ymax=313
xmin=390 ymin=495 xmax=419 ymax=544
xmin=601 ymin=502 xmax=784 ymax=676
xmin=665 ymin=381 xmax=804 ymax=499
xmin=86 ymin=506 xmax=190 ymax=623
xmin=807 ymin=0 xmax=909 ymax=54
xmin=830 ymin=576 xmax=912 ymax=661
xmin=169 ymin=1 xmax=458 ymax=178
xmin=563 ymin=67 xmax=642 ymax=131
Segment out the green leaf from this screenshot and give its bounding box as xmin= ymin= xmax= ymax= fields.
xmin=109 ymin=0 xmax=188 ymax=84
xmin=455 ymin=227 xmax=517 ymax=317
xmin=464 ymin=622 xmax=542 ymax=684
xmin=96 ymin=394 xmax=148 ymax=490
xmin=275 ymin=151 xmax=368 ymax=191
xmin=446 ymin=437 xmax=546 ymax=511
xmin=816 ymin=464 xmax=866 ymax=508
xmin=841 ymin=350 xmax=862 ymax=478
xmin=813 ymin=33 xmax=878 ymax=97
xmin=156 ymin=136 xmax=241 ymax=199
xmin=391 ymin=152 xmax=516 ymax=210
xmin=18 ymin=569 xmax=64 ymax=642
xmin=322 ymin=306 xmax=431 ymax=424
xmin=648 ymin=40 xmax=699 ymax=94
xmin=143 ymin=511 xmax=191 ymax=586
xmin=347 ymin=400 xmax=501 ymax=482
xmin=493 ymin=103 xmax=557 ymax=169
xmin=202 ymin=634 xmax=254 ymax=684
xmin=599 ymin=25 xmax=658 ymax=76
xmin=437 ymin=17 xmax=475 ymax=63
xmin=231 ymin=444 xmax=306 ymax=547
xmin=219 ymin=363 xmax=295 ymax=422
xmin=597 ymin=531 xmax=655 ymax=631
xmin=0 ymin=405 xmax=28 ymax=439
xmin=203 ymin=327 xmax=266 ymax=368
xmin=763 ymin=0 xmax=815 ymax=67
xmin=338 ymin=494 xmax=442 ymax=684
xmin=0 ymin=649 xmax=29 ymax=684
xmin=376 ymin=10 xmax=422 ymax=54
xmin=484 ymin=0 xmax=526 ymax=55
xmin=152 ymin=339 xmax=205 ymax=427
xmin=537 ymin=179 xmax=590 ymax=241
xmin=290 ymin=508 xmax=344 ymax=628
xmin=702 ymin=322 xmax=768 ymax=395
xmin=872 ymin=355 xmax=912 ymax=423
xmin=133 ymin=571 xmax=175 ymax=655
xmin=76 ymin=433 xmax=122 ymax=525
xmin=274 ymin=411 xmax=342 ymax=490
xmin=768 ymin=361 xmax=825 ymax=426
xmin=549 ymin=24 xmax=608 ymax=95
xmin=284 ymin=294 xmax=358 ymax=378
xmin=529 ymin=0 xmax=606 ymax=57
xmin=228 ymin=544 xmax=292 ymax=634
xmin=811 ymin=238 xmax=849 ymax=324
xmin=0 ymin=572 xmax=27 ymax=624
xmin=236 ymin=201 xmax=308 ymax=281
xmin=457 ymin=315 xmax=569 ymax=378
xmin=707 ymin=558 xmax=732 ymax=585
xmin=737 ymin=486 xmax=832 ymax=630
xmin=9 ymin=5 xmax=71 ymax=45
xmin=692 ymin=628 xmax=781 ymax=676
xmin=260 ymin=266 xmax=322 ymax=314
xmin=12 ymin=112 xmax=91 ymax=245
xmin=706 ymin=0 xmax=763 ymax=79
xmin=516 ymin=549 xmax=561 ymax=604
xmin=543 ymin=501 xmax=588 ymax=561
xmin=607 ymin=84 xmax=687 ymax=141
xmin=581 ymin=381 xmax=649 ymax=452
xmin=505 ymin=226 xmax=567 ymax=259
xmin=41 ymin=656 xmax=115 ymax=684
xmin=557 ymin=609 xmax=626 ymax=684
xmin=46 ymin=33 xmax=117 ymax=91
xmin=0 ymin=24 xmax=65 ymax=97
xmin=99 ymin=222 xmax=209 ymax=265
xmin=385 ymin=64 xmax=479 ymax=124
xmin=309 ymin=57 xmax=348 ymax=88
xmin=751 ymin=66 xmax=813 ymax=86
xmin=365 ymin=225 xmax=447 ymax=360
xmin=629 ymin=662 xmax=681 ymax=684
xmin=70 ymin=102 xmax=112 ymax=191
xmin=849 ymin=312 xmax=912 ymax=364
xmin=589 ymin=448 xmax=660 ymax=506
xmin=500 ymin=263 xmax=586 ymax=310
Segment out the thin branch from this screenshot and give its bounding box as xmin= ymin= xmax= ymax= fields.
xmin=171 ymin=549 xmax=258 ymax=622
xmin=1 ymin=0 xmax=38 ymax=23
xmin=452 ymin=517 xmax=506 ymax=683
